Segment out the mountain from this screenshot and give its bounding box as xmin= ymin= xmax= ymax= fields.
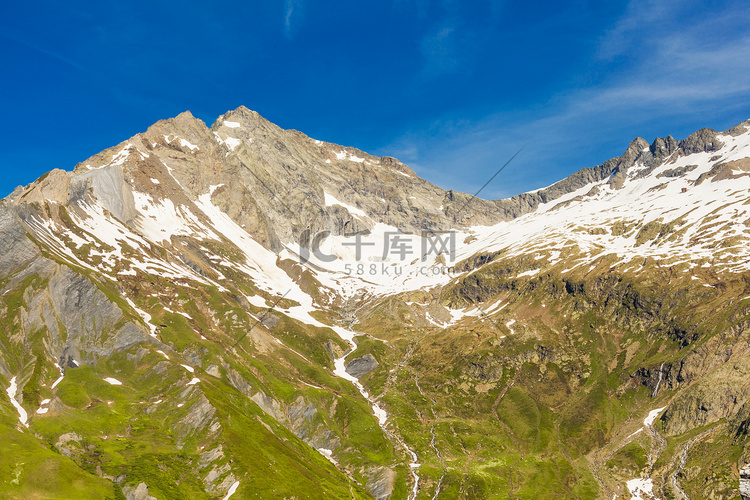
xmin=1 ymin=106 xmax=750 ymax=500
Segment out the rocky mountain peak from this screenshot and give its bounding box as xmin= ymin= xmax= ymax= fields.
xmin=627 ymin=136 xmax=650 ymax=154
xmin=649 ymin=134 xmax=679 ymax=161
xmin=2 ymin=110 xmax=750 ymax=500
xmin=728 ymin=119 xmax=750 ymax=137
xmin=13 ymin=108 xmax=748 ymax=257
xmin=679 ymin=127 xmax=722 ymax=154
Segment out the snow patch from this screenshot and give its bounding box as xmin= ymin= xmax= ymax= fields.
xmin=644 ymin=407 xmax=666 ymax=427
xmin=483 ymin=298 xmax=508 ymax=315
xmin=108 ymin=146 xmax=131 ymax=167
xmin=317 ymin=448 xmax=338 ymax=465
xmin=36 ymin=398 xmax=52 ymax=414
xmin=221 ymin=481 xmax=240 ymax=500
xmin=124 ymin=297 xmax=158 ymax=337
xmin=224 ymin=137 xmax=241 ymax=150
xmin=626 ymin=477 xmax=658 ymax=500
xmin=180 ymin=138 xmax=199 ymax=151
xmin=516 ymin=269 xmax=540 ymax=278
xmin=6 ymin=377 xmax=29 ymax=427
xmin=506 ymin=319 xmax=516 ymax=334
xmin=626 ymin=428 xmax=643 ymax=440
xmin=213 ymin=131 xmax=241 ymax=151
xmin=323 ymin=192 xmax=368 ymax=218
xmin=50 ymin=363 xmax=65 ymax=390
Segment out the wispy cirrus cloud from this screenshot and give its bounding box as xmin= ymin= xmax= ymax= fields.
xmin=1 ymin=32 xmax=87 ymax=73
xmin=420 ymin=25 xmax=460 ymax=76
xmin=379 ymin=0 xmax=750 ymax=199
xmin=414 ymin=2 xmax=502 ymax=79
xmin=283 ymin=0 xmax=305 ymax=39
xmin=596 ymin=0 xmax=687 ymax=59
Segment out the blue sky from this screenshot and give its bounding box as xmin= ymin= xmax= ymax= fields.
xmin=2 ymin=0 xmax=750 ymax=199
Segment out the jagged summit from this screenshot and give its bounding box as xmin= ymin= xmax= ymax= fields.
xmin=15 ymin=107 xmax=747 ymax=245
xmin=2 ymin=110 xmax=750 ymax=500
xmin=6 ymin=109 xmax=749 ymax=298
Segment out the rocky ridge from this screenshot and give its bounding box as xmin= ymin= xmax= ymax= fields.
xmin=1 ymin=108 xmax=749 ymax=499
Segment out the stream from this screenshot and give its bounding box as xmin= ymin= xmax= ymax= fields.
xmin=652 ymin=362 xmax=665 ymax=398
xmin=333 ymin=336 xmax=421 ymax=500
xmin=671 ymin=430 xmax=710 ymax=500
xmin=414 ymin=373 xmax=446 ymax=499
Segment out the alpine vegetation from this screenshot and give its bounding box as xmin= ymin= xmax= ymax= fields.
xmin=2 ymin=107 xmax=750 ymax=499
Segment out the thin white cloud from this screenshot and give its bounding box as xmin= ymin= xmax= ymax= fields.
xmin=378 ymin=5 xmax=750 ymax=199
xmin=393 ymin=1 xmax=504 ymax=80
xmin=1 ymin=32 xmax=86 ymax=72
xmin=420 ymin=25 xmax=460 ymax=76
xmin=283 ymin=0 xmax=304 ymax=39
xmin=597 ymin=0 xmax=686 ymax=59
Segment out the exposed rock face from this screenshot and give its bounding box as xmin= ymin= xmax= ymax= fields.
xmin=72 ymin=163 xmax=137 ymax=223
xmin=122 ymin=482 xmax=157 ymax=500
xmin=249 ymin=391 xmax=286 ymax=422
xmin=3 ymin=108 xmax=750 ymax=500
xmin=728 ymin=120 xmax=750 ymax=136
xmin=650 ymin=135 xmax=680 ymax=161
xmin=47 ymin=267 xmax=150 ymax=358
xmin=249 ymin=389 xmax=341 ymax=451
xmin=0 ymin=202 xmax=42 ymax=279
xmin=464 ymin=358 xmax=504 ymax=382
xmin=345 ymin=353 xmax=379 ymax=377
xmin=0 ymin=200 xmax=152 ymax=381
xmin=55 ymin=431 xmax=83 ymax=458
xmin=657 ymin=164 xmax=698 ymax=178
xmin=662 ymin=355 xmax=750 ymax=436
xmin=679 ymin=127 xmax=723 ymax=155
xmin=12 ymin=105 xmax=724 ymax=259
xmin=367 ymin=467 xmax=396 ymax=500
xmin=740 ymin=464 xmax=750 ymax=500
xmin=174 ymin=393 xmax=218 ymax=444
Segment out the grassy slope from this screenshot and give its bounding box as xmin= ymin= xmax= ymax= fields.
xmin=0 ymin=265 xmax=392 ymax=498
xmin=3 ymin=196 xmax=750 ymax=499
xmin=352 ymin=254 xmax=750 ymax=499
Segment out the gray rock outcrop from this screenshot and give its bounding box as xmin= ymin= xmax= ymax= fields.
xmin=345 ymin=353 xmax=379 ymax=378
xmin=122 ymin=482 xmax=157 ymax=500
xmin=740 ymin=464 xmax=750 ymax=500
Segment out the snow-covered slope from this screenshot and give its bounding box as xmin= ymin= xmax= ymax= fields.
xmin=3 ymin=108 xmax=750 ymax=500
xmin=11 ymin=112 xmax=750 ymax=312
xmin=458 ymin=127 xmax=750 ymax=276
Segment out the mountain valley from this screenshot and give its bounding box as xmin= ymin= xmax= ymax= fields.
xmin=1 ymin=106 xmax=750 ymax=500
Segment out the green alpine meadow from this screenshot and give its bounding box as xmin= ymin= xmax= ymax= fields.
xmin=2 ymin=107 xmax=750 ymax=500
